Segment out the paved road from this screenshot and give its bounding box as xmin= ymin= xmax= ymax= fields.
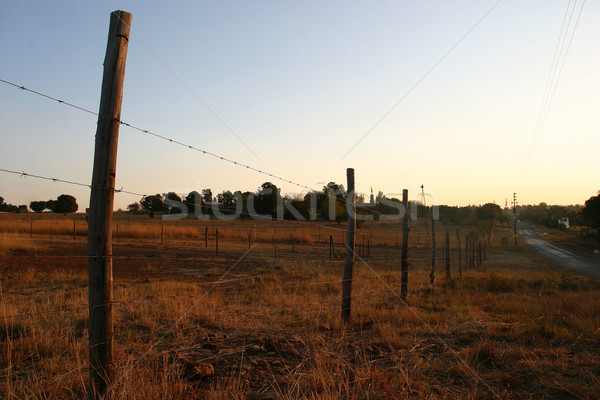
xmin=517 ymin=222 xmax=600 ymax=279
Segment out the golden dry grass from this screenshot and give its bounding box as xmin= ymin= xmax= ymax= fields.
xmin=1 ymin=219 xmax=599 ymax=399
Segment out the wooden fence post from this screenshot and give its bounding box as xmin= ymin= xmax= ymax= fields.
xmin=329 ymin=235 xmax=333 ymax=259
xmin=87 ymin=10 xmax=131 ymax=399
xmin=216 ymin=228 xmax=219 ymax=255
xmin=465 ymin=236 xmax=469 ymax=271
xmin=362 ymin=235 xmax=365 ymax=257
xmin=456 ymin=229 xmax=462 ymax=278
xmin=341 ymin=168 xmax=356 ymax=323
xmin=470 ymin=239 xmax=475 ymax=270
xmin=50 ymin=219 xmax=53 ymax=240
xmin=445 ymin=229 xmax=451 ymax=279
xmin=30 ymin=219 xmax=33 ymax=239
xmin=401 ymin=190 xmax=409 ymax=300
xmin=478 ymin=241 xmax=482 ymax=267
xmin=291 ymin=233 xmax=294 ymax=253
xmin=430 ymin=214 xmax=436 ymax=284
xmin=74 ymin=220 xmax=77 ymax=241
xmin=205 ymin=226 xmax=208 ymax=247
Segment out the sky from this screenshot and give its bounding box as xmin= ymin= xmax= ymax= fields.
xmin=1 ymin=0 xmax=598 ymax=211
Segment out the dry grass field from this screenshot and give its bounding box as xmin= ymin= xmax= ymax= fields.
xmin=1 ymin=213 xmax=599 ymax=399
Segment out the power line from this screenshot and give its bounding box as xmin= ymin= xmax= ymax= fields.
xmin=0 ymin=78 xmax=315 ymax=193
xmin=520 ymin=0 xmax=586 ymax=188
xmin=341 ymin=0 xmax=504 ymax=159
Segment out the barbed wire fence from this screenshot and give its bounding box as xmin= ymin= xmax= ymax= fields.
xmin=0 ymin=20 xmax=498 ymax=400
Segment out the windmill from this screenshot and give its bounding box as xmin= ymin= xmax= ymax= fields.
xmin=418 ymin=184 xmax=426 ymax=206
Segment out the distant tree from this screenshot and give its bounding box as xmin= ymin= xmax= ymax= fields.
xmin=582 ymin=193 xmax=600 ymax=234
xmin=0 ymin=196 xmax=18 ymax=213
xmin=127 ymin=202 xmax=141 ymax=213
xmin=476 ymin=203 xmax=503 ymax=221
xmin=202 ymin=189 xmax=213 ymax=203
xmin=320 ymin=182 xmax=346 ymax=222
xmin=140 ymin=194 xmax=166 ymax=217
xmin=254 ymin=182 xmax=280 ymax=217
xmin=164 ymin=192 xmax=183 ymax=214
xmin=30 ymin=201 xmax=47 ymax=213
xmin=217 ymin=190 xmax=237 ymax=207
xmin=46 ymin=200 xmax=56 ymax=212
xmin=52 ymin=194 xmax=78 ymax=214
xmin=184 ymin=191 xmax=202 ymax=214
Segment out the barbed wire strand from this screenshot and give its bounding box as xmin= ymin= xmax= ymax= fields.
xmin=0 ymin=78 xmax=313 ymax=192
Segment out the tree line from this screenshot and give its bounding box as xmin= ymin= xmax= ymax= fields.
xmin=126 ymin=181 xmax=510 ymax=225
xmin=0 ymin=194 xmax=78 ymax=214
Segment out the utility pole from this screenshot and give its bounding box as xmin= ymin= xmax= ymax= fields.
xmin=513 ymin=193 xmax=517 ymax=246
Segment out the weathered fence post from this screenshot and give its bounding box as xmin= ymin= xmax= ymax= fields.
xmin=430 ymin=214 xmax=436 ymax=284
xmin=87 ymin=10 xmax=131 ymax=399
xmin=401 ymin=190 xmax=409 ymax=300
xmin=205 ymin=226 xmax=208 ymax=247
xmin=291 ymin=233 xmax=294 ymax=253
xmin=465 ymin=236 xmax=469 ymax=271
xmin=50 ymin=219 xmax=53 ymax=240
xmin=341 ymin=168 xmax=356 ymax=323
xmin=456 ymin=229 xmax=462 ymax=278
xmin=329 ymin=235 xmax=333 ymax=259
xmin=216 ymin=228 xmax=219 ymax=255
xmin=74 ymin=220 xmax=77 ymax=241
xmin=362 ymin=235 xmax=366 ymax=257
xmin=478 ymin=241 xmax=483 ymax=267
xmin=469 ymin=239 xmax=475 ymax=269
xmin=445 ymin=229 xmax=451 ymax=279
xmin=160 ymin=224 xmax=164 ymax=245
xmin=30 ymin=219 xmax=33 ymax=239
xmin=248 ymin=231 xmax=251 ymax=249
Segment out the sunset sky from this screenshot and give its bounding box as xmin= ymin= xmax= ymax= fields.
xmin=1 ymin=1 xmax=598 ymax=211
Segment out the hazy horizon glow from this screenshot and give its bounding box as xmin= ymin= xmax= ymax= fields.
xmin=1 ymin=1 xmax=598 ymax=211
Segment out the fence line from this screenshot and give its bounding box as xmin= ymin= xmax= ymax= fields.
xmin=1 ymin=76 xmax=497 ymax=398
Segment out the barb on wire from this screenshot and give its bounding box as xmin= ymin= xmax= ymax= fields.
xmin=0 ymin=167 xmax=148 ymax=198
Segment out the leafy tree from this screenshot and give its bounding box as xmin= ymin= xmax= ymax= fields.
xmin=202 ymin=189 xmax=213 ymax=203
xmin=0 ymin=196 xmax=18 ymax=212
xmin=30 ymin=201 xmax=47 ymax=213
xmin=140 ymin=194 xmax=166 ymax=217
xmin=582 ymin=193 xmax=600 ymax=234
xmin=477 ymin=203 xmax=503 ymax=221
xmin=46 ymin=200 xmax=56 ymax=212
xmin=319 ymin=182 xmax=346 ymax=222
xmin=164 ymin=192 xmax=184 ymax=214
xmin=254 ymin=182 xmax=280 ymax=217
xmin=217 ymin=190 xmax=237 ymax=207
xmin=52 ymin=194 xmax=78 ymax=214
xmin=127 ymin=202 xmax=141 ymax=213
xmin=184 ymin=191 xmax=202 ymax=214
